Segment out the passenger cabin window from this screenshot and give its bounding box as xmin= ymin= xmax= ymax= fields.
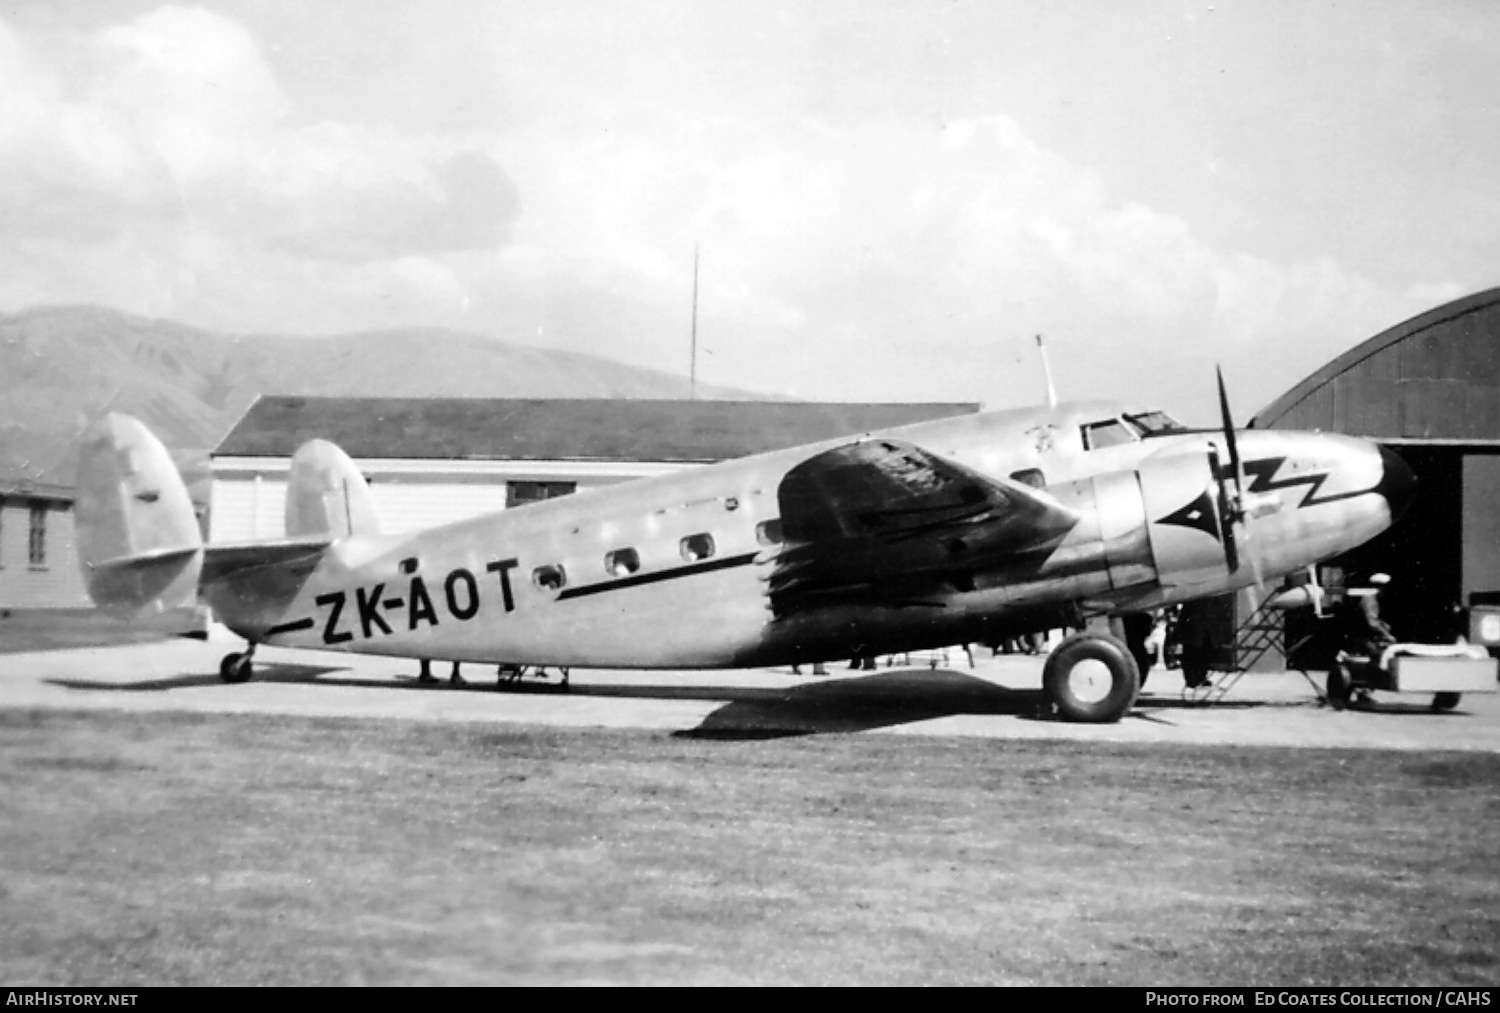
xmin=1009 ymin=468 xmax=1046 ymax=489
xmin=680 ymin=533 xmax=716 ymax=562
xmin=507 ymin=481 xmax=577 ymax=509
xmin=755 ymin=519 xmax=784 ymax=546
xmin=1081 ymin=419 xmax=1136 ymax=451
xmin=605 ymin=548 xmax=640 ymax=577
xmin=531 ymin=564 xmax=567 ymax=591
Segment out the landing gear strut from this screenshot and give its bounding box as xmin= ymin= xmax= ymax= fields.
xmin=219 ymin=645 xmax=256 ymax=684
xmin=1042 ymin=632 xmax=1141 ymax=723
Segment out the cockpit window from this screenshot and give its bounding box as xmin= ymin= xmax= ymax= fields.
xmin=1081 ymin=419 xmax=1136 ymax=450
xmin=1124 ymin=411 xmax=1187 ymax=437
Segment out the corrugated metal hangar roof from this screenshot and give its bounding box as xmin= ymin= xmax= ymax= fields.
xmin=1254 ymin=287 xmax=1500 ymax=438
xmin=215 ymin=397 xmax=981 ymax=463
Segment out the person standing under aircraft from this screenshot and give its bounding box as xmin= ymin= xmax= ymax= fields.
xmin=1175 ymin=601 xmax=1215 ymax=689
xmin=1121 ymin=612 xmax=1156 ymax=686
xmin=418 ymin=659 xmax=464 ymax=685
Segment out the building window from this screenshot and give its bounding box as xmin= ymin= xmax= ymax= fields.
xmin=531 ymin=564 xmax=567 ymax=591
xmin=680 ymin=533 xmax=716 ymax=562
xmin=28 ymin=504 xmax=46 ymax=567
xmin=605 ymin=548 xmax=640 ymax=577
xmin=507 ymin=481 xmax=576 ymax=509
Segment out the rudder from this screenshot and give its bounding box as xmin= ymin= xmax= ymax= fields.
xmin=75 ymin=414 xmax=203 ymax=617
xmin=285 ymin=439 xmax=380 ymax=539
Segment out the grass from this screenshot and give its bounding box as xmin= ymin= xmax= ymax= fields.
xmin=0 ymin=608 xmax=204 ymax=654
xmin=0 ymin=709 xmax=1496 ymax=985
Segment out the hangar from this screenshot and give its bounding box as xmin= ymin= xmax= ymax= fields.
xmin=209 ymin=397 xmax=982 ymax=542
xmin=1252 ymin=286 xmax=1500 ymax=649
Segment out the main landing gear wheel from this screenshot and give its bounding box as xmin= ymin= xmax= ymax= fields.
xmin=219 ymin=651 xmax=254 ymax=684
xmin=1432 ymin=692 xmax=1462 ymax=712
xmin=1042 ymin=633 xmax=1140 ymax=723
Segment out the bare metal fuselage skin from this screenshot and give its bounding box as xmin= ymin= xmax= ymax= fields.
xmin=206 ymin=400 xmax=1408 ymax=669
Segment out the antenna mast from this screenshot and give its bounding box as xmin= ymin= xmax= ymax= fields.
xmin=1036 ymin=333 xmax=1058 ymax=408
xmin=690 ymin=245 xmax=700 ymax=400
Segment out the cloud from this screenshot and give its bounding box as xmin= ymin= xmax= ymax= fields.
xmin=0 ymin=5 xmax=1459 ymax=423
xmin=491 ymin=105 xmax=1450 ymax=416
xmin=0 ymin=4 xmax=518 ymax=320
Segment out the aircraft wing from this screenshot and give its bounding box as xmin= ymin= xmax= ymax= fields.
xmin=765 ymin=438 xmax=1079 ymax=615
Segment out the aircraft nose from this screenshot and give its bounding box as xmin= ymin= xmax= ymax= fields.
xmin=1375 ymin=444 xmax=1416 ymax=522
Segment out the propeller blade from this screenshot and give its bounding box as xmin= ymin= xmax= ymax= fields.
xmin=1214 ymin=366 xmax=1265 ymax=587
xmin=1207 ymin=447 xmax=1240 ymax=573
xmin=1216 ymin=366 xmax=1246 ymax=506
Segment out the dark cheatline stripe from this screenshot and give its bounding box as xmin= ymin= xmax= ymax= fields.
xmin=266 ymin=617 xmax=315 ymax=637
xmin=557 ymin=551 xmax=759 ymax=601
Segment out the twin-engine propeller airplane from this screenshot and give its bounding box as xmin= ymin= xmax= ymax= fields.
xmin=75 ymin=374 xmax=1413 ymax=723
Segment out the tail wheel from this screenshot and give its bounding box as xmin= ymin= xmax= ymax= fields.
xmin=1043 ymin=633 xmax=1140 ymax=723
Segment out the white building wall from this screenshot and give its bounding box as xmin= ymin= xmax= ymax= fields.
xmin=210 ymin=476 xmax=287 ymax=541
xmin=0 ymin=499 xmax=88 ymax=607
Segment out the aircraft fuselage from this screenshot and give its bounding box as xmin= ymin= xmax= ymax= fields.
xmin=205 ymin=399 xmax=1411 ymax=669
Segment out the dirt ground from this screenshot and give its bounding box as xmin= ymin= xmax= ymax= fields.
xmin=3 ymin=639 xmax=1497 ymax=752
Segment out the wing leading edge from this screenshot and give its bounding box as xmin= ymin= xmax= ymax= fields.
xmin=765 ymin=438 xmax=1079 ymax=615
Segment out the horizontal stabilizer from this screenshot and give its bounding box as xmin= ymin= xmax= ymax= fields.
xmin=286 ymin=439 xmax=380 ymax=539
xmin=201 ymin=538 xmax=332 ymax=586
xmin=75 ymin=414 xmax=203 ymax=618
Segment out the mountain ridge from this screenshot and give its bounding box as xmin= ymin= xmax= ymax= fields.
xmin=0 ymin=304 xmax=765 ymax=486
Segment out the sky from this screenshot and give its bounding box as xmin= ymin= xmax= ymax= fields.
xmin=1 ymin=0 xmax=1496 ymax=422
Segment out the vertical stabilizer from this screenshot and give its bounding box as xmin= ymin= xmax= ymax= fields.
xmin=285 ymin=439 xmax=380 ymax=539
xmin=75 ymin=414 xmax=203 ymax=617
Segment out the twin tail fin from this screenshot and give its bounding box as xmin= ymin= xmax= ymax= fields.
xmin=75 ymin=414 xmax=203 ymax=618
xmin=76 ymin=414 xmax=381 ymax=620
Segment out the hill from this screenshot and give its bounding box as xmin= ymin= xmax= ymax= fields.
xmin=0 ymin=305 xmax=758 ymax=486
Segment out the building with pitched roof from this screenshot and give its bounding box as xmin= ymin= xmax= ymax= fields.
xmin=209 ymin=397 xmax=982 ymax=541
xmin=0 ymin=475 xmax=85 ymax=607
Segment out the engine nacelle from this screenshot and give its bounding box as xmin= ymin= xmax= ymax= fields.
xmin=1014 ymin=430 xmax=1412 ymax=614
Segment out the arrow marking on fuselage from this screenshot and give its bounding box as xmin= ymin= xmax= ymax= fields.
xmin=1156 ymin=488 xmax=1222 ymax=542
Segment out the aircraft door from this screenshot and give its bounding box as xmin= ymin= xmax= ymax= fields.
xmin=1137 ymin=451 xmax=1232 ymax=593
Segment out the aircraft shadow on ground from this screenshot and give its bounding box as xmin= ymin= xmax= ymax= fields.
xmin=1134 ymin=693 xmax=1284 ymax=712
xmin=669 ymin=674 xmax=1297 ymax=739
xmin=668 ymin=669 xmax=1045 ymax=739
xmin=46 ymin=661 xmax=347 ymax=693
xmin=43 ymin=660 xmax=1312 ymax=733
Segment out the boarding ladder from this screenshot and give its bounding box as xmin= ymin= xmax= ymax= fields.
xmin=1185 ymin=595 xmax=1295 ymax=704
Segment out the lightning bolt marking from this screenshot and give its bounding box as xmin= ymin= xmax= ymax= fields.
xmin=1241 ymin=457 xmax=1371 ymax=507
